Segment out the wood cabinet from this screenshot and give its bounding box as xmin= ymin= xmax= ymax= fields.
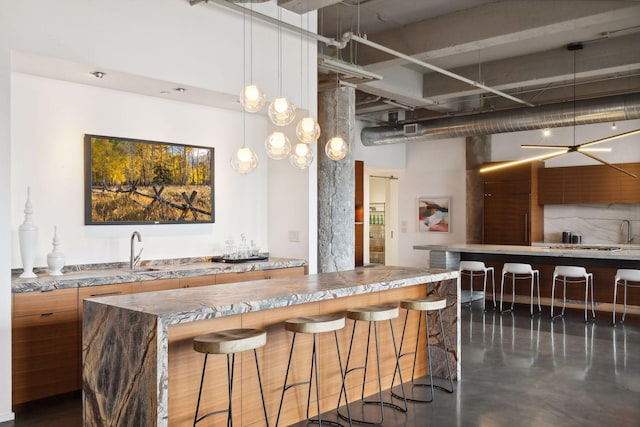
xmin=539 ymin=162 xmax=640 ymax=204
xmin=12 ymin=288 xmax=79 ymax=405
xmin=482 ymin=162 xmax=543 ymax=245
xmin=355 ymin=160 xmax=364 ymax=267
xmin=12 ymin=266 xmax=305 ymax=407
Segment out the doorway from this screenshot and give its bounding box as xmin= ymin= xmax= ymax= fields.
xmin=368 ymin=174 xmax=399 ymax=265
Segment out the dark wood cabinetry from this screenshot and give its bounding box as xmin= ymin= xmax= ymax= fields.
xmin=355 ymin=160 xmax=364 ymax=267
xmin=482 ymin=162 xmax=543 ymax=245
xmin=539 ymin=162 xmax=640 ymax=204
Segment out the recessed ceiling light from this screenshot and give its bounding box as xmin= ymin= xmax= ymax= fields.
xmin=174 ymin=87 xmax=187 ymax=93
xmin=91 ymin=71 xmax=106 ymax=79
xmin=160 ymin=91 xmax=170 ymax=95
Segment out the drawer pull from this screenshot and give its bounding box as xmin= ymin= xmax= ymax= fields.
xmin=40 ymin=289 xmax=55 ymax=293
xmin=90 ymin=291 xmax=122 ymax=297
xmin=40 ymin=312 xmax=54 ymax=317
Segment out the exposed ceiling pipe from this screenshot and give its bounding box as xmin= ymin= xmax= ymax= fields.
xmin=344 ymin=32 xmax=535 ymax=108
xmin=361 ymin=92 xmax=640 ymax=146
xmin=192 ymin=1 xmax=538 ymax=108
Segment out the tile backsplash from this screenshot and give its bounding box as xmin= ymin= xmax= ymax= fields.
xmin=544 ymin=204 xmax=640 ymax=245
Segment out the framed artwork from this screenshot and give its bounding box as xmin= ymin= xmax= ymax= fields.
xmin=418 ymin=196 xmax=450 ymax=232
xmin=84 ymin=134 xmax=214 ymax=225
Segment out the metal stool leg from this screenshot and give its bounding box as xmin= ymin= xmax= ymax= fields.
xmin=193 ymin=353 xmax=235 ymax=426
xmin=253 ymin=349 xmax=270 ymax=427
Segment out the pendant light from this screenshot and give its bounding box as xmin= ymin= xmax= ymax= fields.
xmin=268 ymin=7 xmax=296 ymax=126
xmin=239 ymin=3 xmax=266 ymax=113
xmin=295 ymin=11 xmax=320 ymax=144
xmin=232 ymin=8 xmax=258 ymax=175
xmin=325 ymin=77 xmax=348 ymax=161
xmin=289 ymin=142 xmax=314 ymax=169
xmin=264 ymin=130 xmax=291 ymax=160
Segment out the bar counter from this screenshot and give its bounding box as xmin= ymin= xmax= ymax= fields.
xmin=83 ymin=266 xmax=460 ymax=426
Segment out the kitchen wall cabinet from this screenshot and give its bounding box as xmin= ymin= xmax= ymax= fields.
xmin=12 ymin=288 xmax=79 ymax=405
xmin=482 ymin=162 xmax=543 ymax=245
xmin=12 ymin=266 xmax=305 ymax=407
xmin=538 ymin=162 xmax=640 ymax=204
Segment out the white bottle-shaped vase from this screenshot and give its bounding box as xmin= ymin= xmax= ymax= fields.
xmin=47 ymin=226 xmax=65 ymax=276
xmin=18 ymin=187 xmax=38 ymax=278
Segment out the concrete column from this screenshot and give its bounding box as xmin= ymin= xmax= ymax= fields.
xmin=466 ymin=135 xmax=491 ymax=243
xmin=317 ymin=86 xmax=355 ymax=272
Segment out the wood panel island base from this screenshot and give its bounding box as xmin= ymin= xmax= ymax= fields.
xmin=82 ymin=267 xmax=459 ymax=426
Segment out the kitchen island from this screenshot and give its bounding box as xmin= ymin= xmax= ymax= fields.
xmin=415 ymin=243 xmax=640 ymax=314
xmin=82 ymin=266 xmax=459 ymax=426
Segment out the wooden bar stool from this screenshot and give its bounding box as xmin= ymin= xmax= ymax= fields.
xmin=391 ymin=296 xmax=453 ymax=403
xmin=500 ymin=263 xmax=541 ymax=316
xmin=337 ymin=304 xmax=407 ymax=425
xmin=192 ymin=328 xmax=269 ymax=427
xmin=613 ymin=269 xmax=640 ymax=325
xmin=459 ymin=261 xmax=496 ymax=311
xmin=551 ymin=265 xmax=595 ymax=322
xmin=275 ymin=313 xmax=351 ymax=427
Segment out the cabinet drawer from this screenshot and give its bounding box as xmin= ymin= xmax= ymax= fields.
xmin=263 ymin=266 xmax=305 ymax=279
xmin=132 ymin=279 xmax=180 ymax=293
xmin=13 ymin=288 xmax=78 ymax=317
xmin=79 ymin=283 xmax=133 ymax=316
xmin=215 ymin=270 xmax=267 ymax=284
xmin=180 ymin=275 xmax=216 ymax=288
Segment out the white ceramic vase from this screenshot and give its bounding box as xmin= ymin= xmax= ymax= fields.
xmin=47 ymin=226 xmax=65 ymax=276
xmin=18 ymin=187 xmax=38 ymax=278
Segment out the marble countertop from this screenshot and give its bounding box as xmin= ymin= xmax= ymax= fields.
xmin=414 ymin=243 xmax=640 ymax=260
xmin=11 ymin=257 xmax=307 ymax=293
xmin=85 ymin=266 xmax=458 ymax=325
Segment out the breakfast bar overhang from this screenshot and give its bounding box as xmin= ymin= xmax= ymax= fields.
xmin=82 ymin=266 xmax=460 ymax=426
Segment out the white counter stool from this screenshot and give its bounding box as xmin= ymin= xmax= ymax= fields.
xmin=500 ymin=263 xmax=541 ymax=316
xmin=192 ymin=328 xmax=268 ymax=427
xmin=337 ymin=304 xmax=407 ymax=425
xmin=390 ymin=296 xmax=453 ymax=403
xmin=275 ymin=313 xmax=352 ymax=427
xmin=459 ymin=261 xmax=496 ymax=311
xmin=613 ymin=269 xmax=640 ymax=325
xmin=551 ymin=266 xmax=595 ymax=323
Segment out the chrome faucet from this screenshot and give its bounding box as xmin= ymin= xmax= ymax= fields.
xmin=621 ymin=220 xmax=633 ymax=244
xmin=130 ymin=231 xmax=143 ymax=269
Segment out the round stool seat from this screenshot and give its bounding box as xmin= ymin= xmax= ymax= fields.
xmin=285 ymin=313 xmax=345 ymax=334
xmin=459 ymin=260 xmax=489 ymax=272
xmin=193 ymin=328 xmax=266 ymax=355
xmin=347 ymin=304 xmax=399 ymax=322
xmin=617 ymin=269 xmax=640 ymax=282
xmin=401 ymin=296 xmax=447 ymax=312
xmin=554 ymin=266 xmax=588 ymax=278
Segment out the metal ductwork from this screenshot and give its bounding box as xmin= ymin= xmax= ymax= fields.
xmin=361 ymin=92 xmax=640 ymax=146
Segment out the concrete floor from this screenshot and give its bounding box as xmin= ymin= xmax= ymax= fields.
xmin=4 ymin=301 xmax=640 ymax=426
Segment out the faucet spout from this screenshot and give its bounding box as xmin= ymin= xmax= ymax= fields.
xmin=621 ymin=220 xmax=633 ymax=244
xmin=130 ymin=231 xmax=142 ymax=269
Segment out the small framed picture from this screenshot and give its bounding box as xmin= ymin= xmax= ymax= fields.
xmin=417 ymin=196 xmax=450 ymax=232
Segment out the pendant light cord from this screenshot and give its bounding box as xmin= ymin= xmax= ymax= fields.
xmin=278 ymin=7 xmax=282 ymax=96
xmin=573 ymin=48 xmax=576 ymax=147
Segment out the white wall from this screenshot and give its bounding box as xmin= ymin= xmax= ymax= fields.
xmin=1 ymin=0 xmax=318 ymax=419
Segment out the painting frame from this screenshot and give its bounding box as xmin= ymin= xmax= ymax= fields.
xmin=417 ymin=196 xmax=450 ymax=233
xmin=84 ymin=134 xmax=214 ymax=225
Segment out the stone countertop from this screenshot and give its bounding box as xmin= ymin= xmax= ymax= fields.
xmin=414 ymin=243 xmax=640 ymax=260
xmin=11 ymin=257 xmax=307 ymax=293
xmin=85 ymin=266 xmax=458 ymax=326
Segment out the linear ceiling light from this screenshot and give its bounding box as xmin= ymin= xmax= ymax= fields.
xmin=318 ymin=57 xmax=383 ymax=81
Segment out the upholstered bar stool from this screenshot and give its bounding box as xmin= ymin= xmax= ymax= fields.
xmin=613 ymin=269 xmax=640 ymax=325
xmin=337 ymin=304 xmax=407 ymax=425
xmin=551 ymin=266 xmax=595 ymax=322
xmin=275 ymin=313 xmax=352 ymax=427
xmin=192 ymin=328 xmax=269 ymax=427
xmin=500 ymin=263 xmax=541 ymax=316
xmin=391 ymin=296 xmax=453 ymax=403
xmin=459 ymin=261 xmax=496 ymax=311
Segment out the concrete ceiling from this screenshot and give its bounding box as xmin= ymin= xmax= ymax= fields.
xmin=304 ymin=0 xmax=640 ymax=122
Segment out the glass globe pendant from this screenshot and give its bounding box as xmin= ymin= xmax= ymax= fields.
xmin=289 ymin=142 xmax=314 ymax=169
xmin=325 ymin=136 xmax=349 ymax=161
xmin=230 ymin=146 xmax=258 ymax=175
xmin=296 ymin=116 xmax=321 ymax=144
xmin=239 ymin=84 xmax=266 ymax=113
xmin=264 ymin=131 xmax=291 ymax=160
xmin=268 ymin=97 xmax=296 ymax=126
